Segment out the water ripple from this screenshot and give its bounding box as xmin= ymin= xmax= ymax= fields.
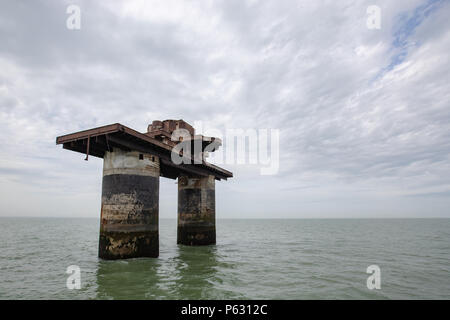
xmin=0 ymin=218 xmax=449 ymax=299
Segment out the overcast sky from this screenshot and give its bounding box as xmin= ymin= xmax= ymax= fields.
xmin=0 ymin=0 xmax=449 ymax=218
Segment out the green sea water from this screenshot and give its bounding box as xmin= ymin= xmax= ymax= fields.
xmin=0 ymin=218 xmax=449 ymax=299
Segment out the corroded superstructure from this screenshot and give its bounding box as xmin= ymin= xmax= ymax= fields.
xmin=56 ymin=120 xmax=232 ymax=260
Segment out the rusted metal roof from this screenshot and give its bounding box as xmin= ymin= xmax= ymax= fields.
xmin=56 ymin=123 xmax=232 ymax=180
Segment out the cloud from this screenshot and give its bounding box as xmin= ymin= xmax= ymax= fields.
xmin=0 ymin=0 xmax=449 ymax=217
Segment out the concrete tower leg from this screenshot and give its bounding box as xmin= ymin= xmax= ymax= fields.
xmin=177 ymin=175 xmax=216 ymax=245
xmin=99 ymin=149 xmax=160 ymax=259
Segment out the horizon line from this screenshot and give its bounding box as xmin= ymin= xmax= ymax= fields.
xmin=1 ymin=216 xmax=449 ymax=220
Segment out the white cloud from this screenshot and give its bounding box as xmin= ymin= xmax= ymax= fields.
xmin=0 ymin=0 xmax=449 ymax=217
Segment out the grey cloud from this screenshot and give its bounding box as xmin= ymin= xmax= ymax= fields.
xmin=0 ymin=0 xmax=449 ymax=217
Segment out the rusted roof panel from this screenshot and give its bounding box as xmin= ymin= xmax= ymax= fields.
xmin=56 ymin=123 xmax=233 ymax=180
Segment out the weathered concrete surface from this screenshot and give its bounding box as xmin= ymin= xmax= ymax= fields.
xmin=99 ymin=149 xmax=160 ymax=259
xmin=177 ymin=175 xmax=216 ymax=245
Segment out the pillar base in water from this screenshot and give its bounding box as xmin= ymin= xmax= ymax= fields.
xmin=99 ymin=231 xmax=158 ymax=260
xmin=177 ymin=226 xmax=216 ymax=246
xmin=99 ymin=149 xmax=160 ymax=260
xmin=177 ymin=175 xmax=216 ymax=246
